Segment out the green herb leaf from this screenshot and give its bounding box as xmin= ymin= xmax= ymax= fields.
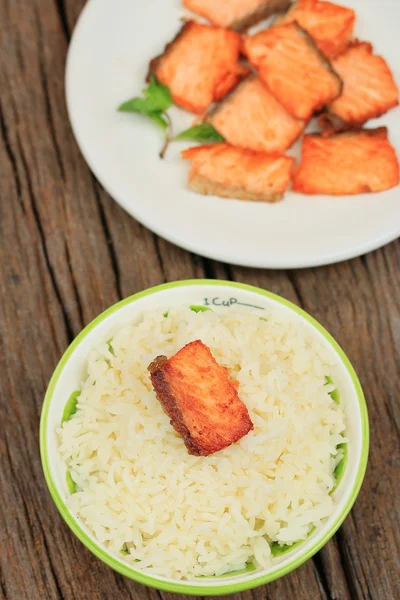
xmin=175 ymin=123 xmax=224 ymax=143
xmin=147 ymin=111 xmax=168 ymax=131
xmin=118 ymin=77 xmax=172 ymax=117
xmin=118 ymin=97 xmax=150 ymax=113
xmin=145 ymin=76 xmax=172 ymax=111
xmin=118 ymin=100 xmax=168 ymax=131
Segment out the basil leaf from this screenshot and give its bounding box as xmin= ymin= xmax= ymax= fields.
xmin=144 ymin=76 xmax=172 ymax=112
xmin=175 ymin=123 xmax=224 ymax=143
xmin=118 ymin=98 xmax=168 ymax=130
xmin=118 ymin=97 xmax=150 ymax=113
xmin=147 ymin=111 xmax=168 ymax=131
xmin=118 ymin=77 xmax=172 ymax=117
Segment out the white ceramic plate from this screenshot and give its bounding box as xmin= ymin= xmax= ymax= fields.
xmin=66 ymin=0 xmax=400 ymax=269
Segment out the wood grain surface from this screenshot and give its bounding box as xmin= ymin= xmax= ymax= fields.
xmin=0 ymin=1 xmax=399 ymax=599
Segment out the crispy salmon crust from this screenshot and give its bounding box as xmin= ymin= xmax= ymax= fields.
xmin=183 ymin=0 xmax=291 ymax=31
xmin=243 ymin=22 xmax=343 ymax=120
xmin=275 ymin=0 xmax=356 ymax=58
xmin=182 ymin=143 xmax=295 ymax=202
xmin=149 ymin=21 xmax=248 ymax=114
xmin=322 ymin=41 xmax=399 ymax=128
xmin=206 ymin=76 xmax=306 ymax=153
xmin=148 ymin=340 xmax=253 ymax=456
xmin=292 ymin=128 xmax=400 ymax=195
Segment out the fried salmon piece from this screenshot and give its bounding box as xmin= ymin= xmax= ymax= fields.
xmin=243 ymin=22 xmax=342 ymax=120
xmin=182 ymin=143 xmax=295 ymax=202
xmin=183 ymin=0 xmax=291 ymax=31
xmin=206 ymin=76 xmax=306 ymax=153
xmin=292 ymin=128 xmax=400 ymax=195
xmin=148 ymin=340 xmax=253 ymax=456
xmin=149 ymin=21 xmax=248 ymax=114
xmin=275 ymin=0 xmax=356 ymax=58
xmin=322 ymin=42 xmax=399 ymax=128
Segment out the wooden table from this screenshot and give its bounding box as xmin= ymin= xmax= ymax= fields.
xmin=1 ymin=1 xmax=399 ymax=598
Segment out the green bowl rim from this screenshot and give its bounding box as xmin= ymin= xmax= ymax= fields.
xmin=39 ymin=279 xmax=369 ymax=595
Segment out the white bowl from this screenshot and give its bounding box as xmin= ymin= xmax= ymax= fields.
xmin=40 ymin=280 xmax=369 ymax=595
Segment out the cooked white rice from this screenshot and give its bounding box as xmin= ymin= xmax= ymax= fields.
xmin=57 ymin=306 xmax=346 ymax=580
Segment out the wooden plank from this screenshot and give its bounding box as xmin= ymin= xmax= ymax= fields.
xmin=0 ymin=0 xmax=399 ymax=598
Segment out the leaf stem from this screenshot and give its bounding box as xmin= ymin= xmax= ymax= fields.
xmin=159 ymin=113 xmax=173 ymax=159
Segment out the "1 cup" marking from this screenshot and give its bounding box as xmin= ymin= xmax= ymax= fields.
xmin=203 ymin=297 xmax=265 ymax=310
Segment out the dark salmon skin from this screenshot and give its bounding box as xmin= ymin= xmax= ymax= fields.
xmin=207 ymin=76 xmax=306 ymax=154
xmin=324 ymin=41 xmax=399 ymax=127
xmin=276 ymin=0 xmax=356 ymax=58
xmin=243 ymin=22 xmax=342 ymax=120
xmin=183 ymin=0 xmax=290 ymax=31
xmin=149 ymin=21 xmax=248 ymax=114
xmin=148 ymin=340 xmax=253 ymax=456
